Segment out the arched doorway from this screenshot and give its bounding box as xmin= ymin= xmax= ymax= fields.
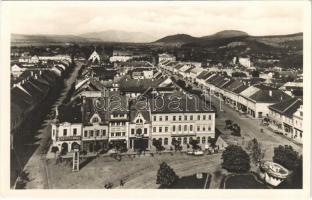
xmin=71 ymin=142 xmax=80 ymax=151
xmin=61 ymin=142 xmax=68 ymax=153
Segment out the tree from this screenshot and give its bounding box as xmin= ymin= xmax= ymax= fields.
xmin=291 ymin=155 xmax=302 ymax=188
xmin=231 ymin=123 xmax=241 ymax=136
xmin=221 ymin=145 xmax=250 ymax=173
xmin=189 ymin=138 xmax=200 ymax=150
xmin=171 ymin=139 xmax=182 ymax=152
xmin=51 ymin=146 xmax=59 ymax=158
xmin=208 ymin=136 xmax=217 ymax=150
xmin=246 ymin=138 xmax=265 ymax=165
xmin=153 ymin=139 xmax=164 ymax=153
xmin=272 ymin=145 xmax=300 ymax=170
xmin=225 ymin=120 xmax=233 ymax=129
xmin=156 ymin=162 xmax=178 ymax=188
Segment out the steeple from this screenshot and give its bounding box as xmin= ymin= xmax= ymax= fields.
xmin=88 ymin=47 xmax=100 ymax=64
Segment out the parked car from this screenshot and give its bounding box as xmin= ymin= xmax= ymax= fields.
xmin=194 ymin=150 xmax=204 ymax=156
xmin=187 ymin=150 xmax=194 ymax=155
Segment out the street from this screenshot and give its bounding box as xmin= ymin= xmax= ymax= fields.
xmin=12 ymin=61 xmax=84 ymax=189
xmin=162 ymin=69 xmax=302 ymax=160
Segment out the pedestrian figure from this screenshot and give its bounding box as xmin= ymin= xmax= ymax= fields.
xmin=120 ymin=179 xmax=124 ymax=186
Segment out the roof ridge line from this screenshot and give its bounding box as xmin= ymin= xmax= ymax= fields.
xmin=282 ymin=99 xmax=301 ymax=113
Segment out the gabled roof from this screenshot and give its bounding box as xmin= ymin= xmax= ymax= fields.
xmin=119 ymin=78 xmax=166 ymax=93
xmin=240 ymin=84 xmax=291 ymax=103
xmin=223 ymin=80 xmax=244 ymax=92
xmin=150 ymin=92 xmax=214 ymax=114
xmin=269 ymin=98 xmax=302 ymax=117
xmin=129 ymin=100 xmax=151 ymax=122
xmin=58 ymin=100 xmax=83 ymax=123
xmin=82 ymin=97 xmax=108 ymax=125
xmin=196 ymin=71 xmax=210 ymax=79
xmin=232 ymin=85 xmax=249 ymax=94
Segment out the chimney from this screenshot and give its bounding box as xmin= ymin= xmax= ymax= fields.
xmin=269 ymin=90 xmax=272 ymax=97
xmin=55 ymin=106 xmax=59 ymax=119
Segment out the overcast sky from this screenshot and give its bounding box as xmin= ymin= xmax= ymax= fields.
xmin=6 ymin=1 xmax=305 ymax=38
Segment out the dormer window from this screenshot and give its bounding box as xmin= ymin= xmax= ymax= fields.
xmin=90 ymin=113 xmax=101 ymax=124
xmin=136 ymin=119 xmax=143 ymax=124
xmin=92 ymin=117 xmax=99 ymax=123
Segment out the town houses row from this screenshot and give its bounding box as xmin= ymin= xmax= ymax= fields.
xmin=50 ymin=77 xmax=226 ymax=153
xmin=11 ymin=55 xmax=73 ymax=149
xmin=158 ymin=54 xmax=303 ymax=143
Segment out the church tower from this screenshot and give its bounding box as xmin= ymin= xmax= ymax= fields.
xmin=88 ymin=47 xmax=101 ymax=64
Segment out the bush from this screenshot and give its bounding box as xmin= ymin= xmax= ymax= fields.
xmin=273 ymin=145 xmax=300 ymax=170
xmin=156 ymin=162 xmax=178 ymax=188
xmin=221 ymin=145 xmax=250 ymax=173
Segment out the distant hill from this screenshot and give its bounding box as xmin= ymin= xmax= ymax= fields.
xmin=11 ymin=34 xmax=99 ymax=45
xmin=79 ymin=30 xmax=158 ymax=43
xmin=153 ymin=34 xmax=199 ymax=46
xmin=153 ymin=30 xmax=303 ymax=52
xmin=11 ymin=30 xmax=158 ymax=45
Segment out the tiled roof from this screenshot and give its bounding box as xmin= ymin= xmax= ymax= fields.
xmin=59 ymin=100 xmax=83 ymax=123
xmin=129 ymin=100 xmax=151 ymax=122
xmin=224 ymin=80 xmax=244 ymax=92
xmin=269 ymin=98 xmax=302 ymax=117
xmin=241 ymin=84 xmax=292 ymax=103
xmin=119 ymin=78 xmax=165 ymax=93
xmin=232 ymin=85 xmax=249 ymax=94
xmin=150 ymin=92 xmax=214 ymax=114
xmin=82 ymin=97 xmax=108 ymax=125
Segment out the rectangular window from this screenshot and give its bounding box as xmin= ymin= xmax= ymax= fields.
xmin=184 ymin=125 xmax=187 ymax=131
xmin=190 ymin=125 xmax=193 ymax=132
xmin=165 ymin=116 xmax=168 ymax=121
xmin=122 ymin=132 xmax=125 ymax=136
xmin=173 ymin=125 xmax=176 ymax=132
xmin=179 ymin=116 xmax=182 ymax=121
xmin=208 ymin=126 xmax=211 ymax=131
xmin=111 ymin=132 xmax=115 ymax=137
xmin=103 ymin=130 xmax=106 ymax=136
xmin=173 ymin=116 xmax=176 ymax=121
xmin=208 ymin=115 xmax=211 ymax=120
xmin=153 ymin=127 xmax=156 ymax=132
xmin=63 ymin=129 xmax=67 ymax=136
xmin=184 ymin=115 xmax=187 ymax=121
xmin=131 ymin=129 xmax=135 ymax=135
xmin=144 ymin=128 xmax=147 ymax=134
xmin=84 ymin=130 xmax=88 ymax=137
xmin=197 ymin=126 xmax=200 ymax=132
xmin=197 ymin=115 xmax=201 ymax=120
xmin=165 ymin=127 xmax=168 ymax=132
xmin=96 ymin=130 xmax=100 ymax=137
xmin=153 ymin=116 xmax=157 ymax=121
xmin=159 ymin=127 xmax=162 ymax=133
xmin=159 ymin=116 xmax=162 ymax=121
xmin=178 ymin=125 xmax=182 ymax=132
xmin=203 ymin=126 xmax=206 ymax=131
xmin=73 ymin=128 xmax=77 ymax=136
xmin=203 ymin=115 xmax=206 ymax=120
xmin=90 ymin=130 xmax=94 ymax=137
xmin=190 ymin=115 xmax=193 ymax=120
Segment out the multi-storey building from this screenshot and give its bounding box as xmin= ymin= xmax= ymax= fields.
xmin=158 ymin=53 xmax=176 ymax=63
xmin=268 ymin=98 xmax=303 ymax=143
xmin=149 ymin=92 xmax=215 ymax=149
xmin=293 ymin=105 xmax=303 ymax=143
